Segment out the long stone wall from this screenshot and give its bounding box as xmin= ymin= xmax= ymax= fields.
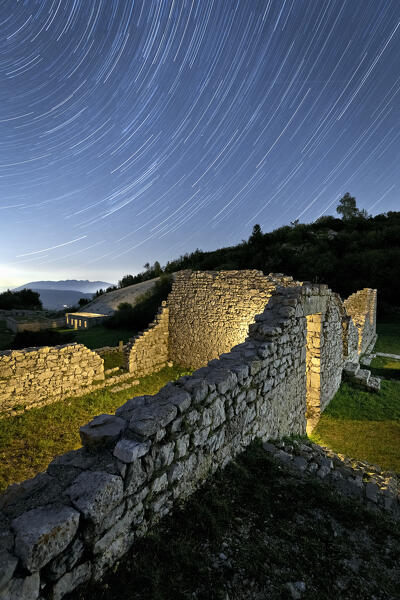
xmin=344 ymin=288 xmax=377 ymax=354
xmin=0 ymin=273 xmax=378 ymax=599
xmin=0 ymin=344 xmax=104 ymax=416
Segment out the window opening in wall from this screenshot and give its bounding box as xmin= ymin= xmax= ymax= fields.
xmin=79 ymin=320 xmax=81 ymax=327
xmin=305 ymin=313 xmax=322 ymax=434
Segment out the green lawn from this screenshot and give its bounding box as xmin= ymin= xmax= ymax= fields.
xmin=0 ymin=321 xmax=135 ymax=352
xmin=56 ymin=325 xmax=135 ymax=349
xmin=102 ymin=351 xmax=126 ymax=371
xmin=310 ymin=380 xmax=400 ymax=472
xmin=374 ymin=315 xmax=400 ymax=355
xmin=370 ymin=355 xmax=400 ymax=380
xmin=310 ymin=319 xmax=400 ymax=472
xmin=0 ymin=365 xmax=191 ymax=493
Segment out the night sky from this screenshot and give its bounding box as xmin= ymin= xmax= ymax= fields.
xmin=1 ymin=0 xmax=400 ymax=288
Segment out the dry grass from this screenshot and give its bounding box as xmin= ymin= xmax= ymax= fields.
xmin=0 ymin=365 xmax=191 ymax=493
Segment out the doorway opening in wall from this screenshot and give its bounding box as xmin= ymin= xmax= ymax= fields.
xmin=305 ymin=314 xmax=322 ymax=435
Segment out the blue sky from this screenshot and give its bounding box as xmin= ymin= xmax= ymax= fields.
xmin=1 ymin=0 xmax=400 ymax=289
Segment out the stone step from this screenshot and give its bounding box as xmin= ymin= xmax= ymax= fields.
xmin=366 ymin=376 xmax=381 ymax=392
xmin=342 ymin=362 xmax=381 ymax=392
xmin=343 ymin=362 xmax=360 ymax=379
xmin=353 ymin=368 xmax=371 ymax=386
xmin=105 ymin=366 xmax=120 ymax=375
xmin=376 ymin=352 xmax=400 ymax=361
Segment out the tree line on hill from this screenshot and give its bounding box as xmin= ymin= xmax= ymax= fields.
xmin=0 ymin=289 xmax=42 ymax=311
xmin=2 ymin=193 xmax=398 ymax=349
xmin=113 ymin=194 xmax=399 ymax=315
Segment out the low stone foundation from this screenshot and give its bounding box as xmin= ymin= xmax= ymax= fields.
xmin=0 ymin=344 xmax=104 ymax=416
xmin=262 ymin=439 xmax=399 ymax=518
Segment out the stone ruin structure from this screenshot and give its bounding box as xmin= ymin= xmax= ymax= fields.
xmin=0 ymin=344 xmax=104 ymax=416
xmin=0 ymin=270 xmax=377 ymax=600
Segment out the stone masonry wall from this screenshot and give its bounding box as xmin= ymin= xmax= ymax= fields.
xmin=0 ymin=283 xmax=345 ymax=600
xmin=341 ymin=315 xmax=359 ymax=363
xmin=344 ymin=288 xmax=377 ymax=355
xmin=125 ymin=305 xmax=169 ymax=377
xmin=0 ymin=344 xmax=104 ymax=416
xmin=319 ymin=293 xmax=346 ymax=413
xmin=167 ymin=270 xmax=277 ymax=369
xmin=0 ymin=276 xmax=378 ymax=599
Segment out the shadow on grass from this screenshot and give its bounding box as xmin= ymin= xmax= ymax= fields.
xmin=310 ymin=380 xmax=400 ymax=472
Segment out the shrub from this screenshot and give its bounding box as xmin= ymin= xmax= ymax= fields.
xmin=11 ymin=329 xmax=74 ymax=350
xmin=0 ymin=289 xmax=42 ymax=310
xmin=106 ymin=275 xmax=173 ymax=331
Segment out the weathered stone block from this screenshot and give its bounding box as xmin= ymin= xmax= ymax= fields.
xmin=124 ymin=460 xmax=147 ymax=496
xmin=79 ymin=414 xmax=126 ymax=449
xmin=51 ymin=561 xmax=92 ymax=600
xmin=128 ymin=402 xmax=177 ymax=438
xmin=152 ymin=473 xmax=168 ymax=494
xmin=154 ymin=442 xmax=175 ymax=470
xmin=12 ymin=505 xmax=80 ymax=572
xmin=113 ymin=438 xmax=151 ymax=463
xmin=66 ymin=471 xmax=123 ymax=524
xmin=184 ymin=378 xmax=209 ymax=404
xmin=0 ymin=550 xmax=18 ymax=592
xmin=0 ymin=573 xmax=40 ymax=600
xmin=43 ymin=537 xmax=84 ymax=581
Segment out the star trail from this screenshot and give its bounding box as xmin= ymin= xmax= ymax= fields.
xmin=1 ymin=0 xmax=400 ymax=286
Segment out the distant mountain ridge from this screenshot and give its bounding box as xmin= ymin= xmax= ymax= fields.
xmin=13 ymin=280 xmax=114 ymax=293
xmin=25 ymin=289 xmax=94 ymax=310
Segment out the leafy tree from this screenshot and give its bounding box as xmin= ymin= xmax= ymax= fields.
xmin=153 ymin=261 xmax=162 ymax=277
xmin=11 ymin=329 xmax=74 ymax=349
xmin=248 ymin=224 xmax=263 ymax=244
xmin=118 ymin=275 xmax=135 ymax=288
xmin=0 ymin=289 xmax=42 ymax=310
xmin=106 ymin=275 xmax=173 ymax=331
xmin=336 ymin=192 xmax=369 ymax=220
xmin=78 ymin=297 xmax=90 ymax=307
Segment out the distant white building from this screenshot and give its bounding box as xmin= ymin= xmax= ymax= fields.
xmin=65 ymin=312 xmax=107 ymax=329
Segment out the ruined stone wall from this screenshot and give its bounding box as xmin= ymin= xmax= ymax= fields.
xmin=125 ymin=305 xmax=169 ymax=377
xmin=0 ymin=277 xmax=379 ymax=599
xmin=0 ymin=344 xmax=104 ymax=416
xmin=341 ymin=315 xmax=360 ymax=363
xmin=344 ymin=288 xmax=377 ymax=354
xmin=5 ymin=316 xmax=65 ymax=333
xmin=319 ymin=294 xmax=345 ymax=413
xmin=167 ymin=270 xmax=277 ymax=369
xmin=0 ymin=284 xmax=312 ymax=600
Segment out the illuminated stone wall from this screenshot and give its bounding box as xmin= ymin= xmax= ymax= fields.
xmin=125 ymin=305 xmax=169 ymax=377
xmin=0 ymin=344 xmax=104 ymax=417
xmin=305 ymin=314 xmax=322 ymax=433
xmin=0 ymin=274 xmax=378 ymax=599
xmin=167 ymin=270 xmax=277 ymax=369
xmin=344 ymin=288 xmax=377 ymax=354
